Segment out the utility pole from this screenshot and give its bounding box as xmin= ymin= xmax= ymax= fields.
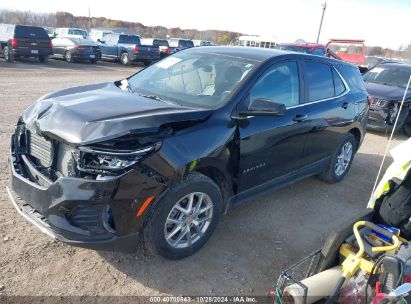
xmin=88 ymin=7 xmax=91 ymax=33
xmin=316 ymin=2 xmax=327 ymax=43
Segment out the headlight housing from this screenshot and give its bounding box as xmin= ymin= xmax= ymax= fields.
xmin=77 ymin=144 xmax=157 ymax=174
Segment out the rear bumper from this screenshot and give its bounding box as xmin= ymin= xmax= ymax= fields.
xmin=131 ymin=54 xmax=160 ymax=61
xmin=73 ymin=50 xmax=102 ymax=61
xmin=12 ymin=48 xmax=52 ymax=57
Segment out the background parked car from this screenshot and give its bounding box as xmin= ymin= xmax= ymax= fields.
xmin=193 ymin=39 xmax=213 ymax=47
xmin=0 ymin=24 xmax=52 ymax=63
xmin=363 ymin=61 xmax=411 ymax=136
xmin=55 ymin=28 xmax=88 ymax=39
xmin=51 ymin=37 xmax=101 ymax=63
xmin=98 ymin=33 xmax=160 ymax=66
xmin=141 ymin=38 xmax=170 ymax=58
xmin=274 ymin=43 xmax=326 ymax=56
xmin=168 ymin=38 xmax=194 ymax=53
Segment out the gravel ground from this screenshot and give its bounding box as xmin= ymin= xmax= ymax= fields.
xmin=0 ymin=58 xmax=407 ymax=298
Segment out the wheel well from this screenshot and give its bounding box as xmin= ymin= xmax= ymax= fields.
xmin=349 ymin=128 xmax=361 ymax=150
xmin=195 ymin=167 xmax=231 ymax=211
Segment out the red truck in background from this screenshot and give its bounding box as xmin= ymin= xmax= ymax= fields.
xmin=325 ymin=39 xmax=368 ymax=72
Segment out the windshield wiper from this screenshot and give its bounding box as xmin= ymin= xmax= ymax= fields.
xmin=138 ymin=93 xmax=168 ymax=102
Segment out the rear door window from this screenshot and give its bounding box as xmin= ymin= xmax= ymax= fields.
xmin=304 ymin=61 xmax=334 ymax=102
xmin=15 ymin=26 xmax=49 ymax=39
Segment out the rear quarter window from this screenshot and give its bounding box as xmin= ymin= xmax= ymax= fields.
xmin=337 ymin=64 xmax=367 ymax=93
xmin=14 ymin=26 xmax=49 ymax=39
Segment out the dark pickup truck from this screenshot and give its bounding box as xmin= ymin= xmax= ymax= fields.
xmin=0 ymin=24 xmax=52 ymax=63
xmin=97 ymin=33 xmax=160 ymax=66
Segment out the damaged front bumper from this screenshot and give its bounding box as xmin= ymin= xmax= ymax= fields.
xmin=367 ymin=100 xmax=410 ymax=132
xmin=8 ymin=135 xmax=166 ymax=252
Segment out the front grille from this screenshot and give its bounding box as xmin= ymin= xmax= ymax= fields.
xmin=370 ymin=97 xmax=389 ymax=108
xmin=27 ymin=131 xmax=53 ymax=167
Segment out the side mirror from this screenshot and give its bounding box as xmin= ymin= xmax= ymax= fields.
xmin=98 ymin=39 xmax=105 ymax=44
xmin=239 ymin=98 xmax=286 ymax=117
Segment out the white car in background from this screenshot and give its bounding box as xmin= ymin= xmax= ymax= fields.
xmin=55 ymin=28 xmax=89 ymax=39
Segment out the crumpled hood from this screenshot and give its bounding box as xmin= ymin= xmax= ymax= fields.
xmin=365 ymin=82 xmax=411 ymax=102
xmin=22 ymin=82 xmax=212 ymax=145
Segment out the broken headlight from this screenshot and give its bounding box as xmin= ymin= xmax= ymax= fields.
xmin=78 ymin=145 xmax=157 ymax=173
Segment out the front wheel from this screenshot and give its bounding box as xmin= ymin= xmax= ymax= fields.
xmin=3 ymin=46 xmax=13 ymax=62
xmin=143 ymin=172 xmax=222 ymax=259
xmin=318 ymin=133 xmax=357 ymax=183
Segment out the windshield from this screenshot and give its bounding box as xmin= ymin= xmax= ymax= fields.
xmin=363 ymin=65 xmax=411 ymax=88
xmin=274 ymin=45 xmax=312 ymax=53
xmin=127 ymin=51 xmax=257 ymax=108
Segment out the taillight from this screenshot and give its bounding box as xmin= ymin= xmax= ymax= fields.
xmin=367 ymin=96 xmax=372 ymax=106
xmin=134 ymin=46 xmax=139 ymax=54
xmin=11 ymin=38 xmax=17 ymax=47
xmin=166 ymin=47 xmax=170 ymax=55
xmin=49 ymin=40 xmax=53 ymax=48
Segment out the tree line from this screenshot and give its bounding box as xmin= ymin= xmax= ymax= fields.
xmin=1 ymin=8 xmax=410 ymax=59
xmin=0 ymin=9 xmax=239 ymax=45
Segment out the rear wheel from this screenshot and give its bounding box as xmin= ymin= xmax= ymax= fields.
xmin=143 ymin=60 xmax=152 ymax=66
xmin=39 ymin=56 xmax=48 ymax=63
xmin=143 ymin=172 xmax=222 ymax=259
xmin=3 ymin=46 xmax=13 ymax=62
xmin=121 ymin=52 xmax=131 ymax=65
xmin=64 ymin=51 xmax=74 ymax=63
xmin=319 ymin=133 xmax=357 ymax=183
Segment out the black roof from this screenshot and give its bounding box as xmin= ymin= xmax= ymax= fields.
xmin=183 ymin=46 xmax=356 ymax=67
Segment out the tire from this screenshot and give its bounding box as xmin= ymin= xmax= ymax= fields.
xmin=64 ymin=51 xmax=74 ymax=63
xmin=39 ymin=56 xmax=48 ymax=63
xmin=121 ymin=52 xmax=131 ymax=66
xmin=143 ymin=172 xmax=222 ymax=259
xmin=318 ymin=133 xmax=357 ymax=183
xmin=404 ymin=122 xmax=411 ymax=137
xmin=143 ymin=60 xmax=152 ymax=66
xmin=3 ymin=46 xmax=13 ymax=62
xmin=90 ymin=59 xmax=98 ymax=64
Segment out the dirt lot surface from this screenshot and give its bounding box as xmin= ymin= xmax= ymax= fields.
xmin=0 ymin=58 xmax=407 ymax=298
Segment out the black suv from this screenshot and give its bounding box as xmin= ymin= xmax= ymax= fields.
xmin=8 ymin=47 xmax=369 ymax=259
xmin=363 ymin=62 xmax=411 ymax=136
xmin=0 ymin=24 xmax=52 ymax=63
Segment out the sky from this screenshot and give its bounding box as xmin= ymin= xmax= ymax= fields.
xmin=2 ymin=0 xmax=411 ymax=49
